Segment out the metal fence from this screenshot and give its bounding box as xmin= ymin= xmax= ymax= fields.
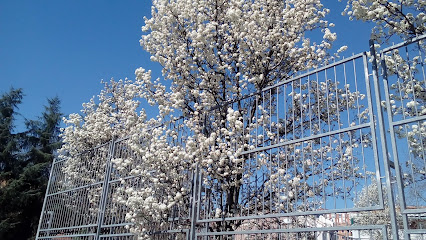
xmin=36 ymin=35 xmax=426 ymax=240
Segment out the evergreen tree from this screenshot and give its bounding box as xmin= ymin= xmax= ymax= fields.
xmin=0 ymin=88 xmax=24 ymax=178
xmin=25 ymin=97 xmax=62 ymax=166
xmin=0 ymin=88 xmax=25 ymax=239
xmin=0 ymin=92 xmax=62 ymax=240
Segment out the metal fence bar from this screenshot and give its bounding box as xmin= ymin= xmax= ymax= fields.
xmin=46 ymin=181 xmax=104 ymax=197
xmin=189 ymin=165 xmax=199 ymax=240
xmin=380 ymin=34 xmax=426 ymax=54
xmin=195 ymin=225 xmax=387 ymax=236
xmin=194 ymin=206 xmax=385 ymax=223
xmin=363 ymin=52 xmax=386 ymax=212
xmin=37 ymin=233 xmax=97 ymax=239
xmin=390 ymin=115 xmax=426 ymax=127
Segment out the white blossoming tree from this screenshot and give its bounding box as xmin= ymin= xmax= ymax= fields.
xmin=117 ymin=0 xmax=366 ymax=238
xmin=59 ymin=0 xmax=391 ymax=239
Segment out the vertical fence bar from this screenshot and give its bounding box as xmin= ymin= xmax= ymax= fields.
xmin=189 ymin=165 xmax=199 ymax=240
xmin=363 ymin=52 xmax=386 ymax=211
xmin=369 ymin=39 xmax=400 ymax=240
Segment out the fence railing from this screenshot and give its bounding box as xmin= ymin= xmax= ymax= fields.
xmin=36 ymin=35 xmax=426 ymax=240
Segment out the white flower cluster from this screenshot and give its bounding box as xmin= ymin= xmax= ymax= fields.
xmin=141 ymin=0 xmax=337 ymax=115
xmin=343 ymin=0 xmax=425 ymax=41
xmin=60 ymin=78 xmax=148 ymax=151
xmin=405 ymin=122 xmax=426 ymax=158
xmin=59 ymin=79 xmax=151 ymax=189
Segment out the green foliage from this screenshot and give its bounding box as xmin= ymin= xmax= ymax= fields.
xmin=25 ymin=97 xmax=62 ymax=164
xmin=0 ymin=89 xmax=62 ymax=240
xmin=0 ymin=88 xmax=24 ymax=177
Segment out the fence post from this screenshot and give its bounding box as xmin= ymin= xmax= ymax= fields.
xmin=95 ymin=139 xmax=116 ymax=240
xmin=189 ymin=164 xmax=200 ymax=240
xmin=369 ymin=39 xmax=400 ymax=240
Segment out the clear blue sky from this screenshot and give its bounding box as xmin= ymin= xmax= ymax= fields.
xmin=0 ymin=0 xmax=374 ymax=131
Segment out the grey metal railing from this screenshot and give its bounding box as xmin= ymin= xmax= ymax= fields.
xmin=36 ymin=35 xmax=426 ymax=240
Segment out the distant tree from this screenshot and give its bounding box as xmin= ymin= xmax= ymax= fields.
xmin=354 ymin=179 xmax=408 ymax=240
xmin=0 ymin=93 xmax=62 ymax=240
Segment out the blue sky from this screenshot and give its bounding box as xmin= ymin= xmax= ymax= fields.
xmin=0 ymin=0 xmax=374 ymax=131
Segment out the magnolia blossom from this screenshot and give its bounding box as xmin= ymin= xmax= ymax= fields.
xmin=64 ymin=0 xmax=368 ymax=238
